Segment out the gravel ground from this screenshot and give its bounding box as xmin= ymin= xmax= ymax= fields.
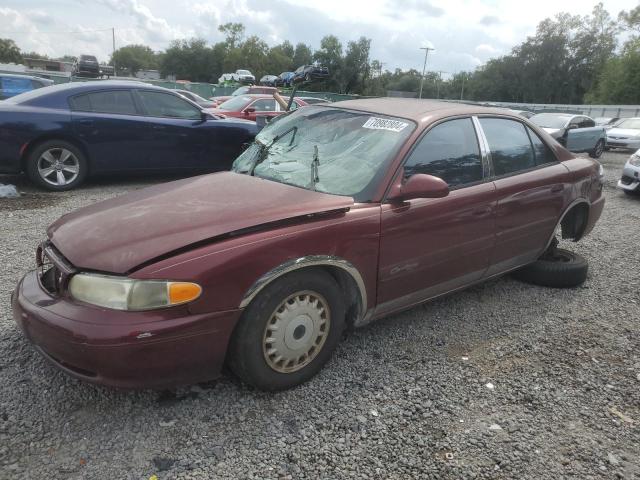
xmin=0 ymin=152 xmax=639 ymax=480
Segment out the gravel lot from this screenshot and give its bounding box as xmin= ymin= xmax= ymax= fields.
xmin=1 ymin=151 xmax=639 ymax=480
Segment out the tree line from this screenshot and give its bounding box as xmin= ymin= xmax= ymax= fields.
xmin=0 ymin=2 xmax=639 ymax=103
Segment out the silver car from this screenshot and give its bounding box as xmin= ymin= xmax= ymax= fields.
xmin=606 ymin=117 xmax=640 ymax=150
xmin=618 ymin=149 xmax=640 ymax=195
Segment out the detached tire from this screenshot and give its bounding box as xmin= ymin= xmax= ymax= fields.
xmin=513 ymin=248 xmax=588 ymax=288
xmin=26 ymin=140 xmax=88 ymax=191
xmin=228 ymin=269 xmax=345 ymax=391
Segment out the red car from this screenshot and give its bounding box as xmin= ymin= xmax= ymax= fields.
xmin=12 ymin=99 xmax=604 ymax=391
xmin=212 ymin=94 xmax=307 ymax=121
xmin=210 ymin=86 xmax=278 ymax=107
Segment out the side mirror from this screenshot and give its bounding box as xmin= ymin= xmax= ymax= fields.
xmin=388 ymin=174 xmax=449 ymax=201
xmin=244 ymin=107 xmax=256 ymax=114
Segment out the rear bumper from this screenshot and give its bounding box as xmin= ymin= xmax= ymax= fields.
xmin=583 ymin=195 xmax=605 ymax=238
xmin=12 ymin=270 xmax=242 ymax=389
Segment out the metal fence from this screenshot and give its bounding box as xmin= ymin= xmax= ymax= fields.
xmin=487 ymin=101 xmax=640 ymax=119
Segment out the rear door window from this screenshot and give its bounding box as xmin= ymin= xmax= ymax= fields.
xmin=251 ymin=98 xmax=277 ymax=112
xmin=479 ymin=118 xmax=536 ymax=176
xmin=403 ymin=118 xmax=483 ymax=188
xmin=70 ymin=90 xmax=137 ymax=115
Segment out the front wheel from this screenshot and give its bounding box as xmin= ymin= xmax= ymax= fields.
xmin=228 ymin=270 xmax=345 ymax=391
xmin=26 ymin=140 xmax=88 ymax=191
xmin=589 ymin=139 xmax=605 ymax=158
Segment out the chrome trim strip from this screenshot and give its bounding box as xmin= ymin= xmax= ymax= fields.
xmin=471 ymin=115 xmax=493 ymax=178
xmin=239 ymin=256 xmax=368 ymax=316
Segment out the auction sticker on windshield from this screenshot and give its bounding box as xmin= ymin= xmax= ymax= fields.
xmin=362 ymin=117 xmax=409 ymax=132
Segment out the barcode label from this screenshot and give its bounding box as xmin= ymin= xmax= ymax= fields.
xmin=362 ymin=117 xmax=409 ymax=132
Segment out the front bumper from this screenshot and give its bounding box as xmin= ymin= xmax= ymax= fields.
xmin=606 ymin=138 xmax=640 ymax=150
xmin=618 ymin=162 xmax=640 ymax=191
xmin=12 ymin=270 xmax=242 ymax=389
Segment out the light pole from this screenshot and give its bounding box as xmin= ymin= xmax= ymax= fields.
xmin=418 ymin=46 xmax=434 ymax=99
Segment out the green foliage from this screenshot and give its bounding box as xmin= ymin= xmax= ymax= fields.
xmin=0 ymin=38 xmax=22 ymax=63
xmin=111 ymin=44 xmax=158 ymax=75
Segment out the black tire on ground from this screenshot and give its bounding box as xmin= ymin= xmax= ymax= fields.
xmin=589 ymin=139 xmax=605 ymax=158
xmin=227 ymin=269 xmax=346 ymax=391
xmin=26 ymin=139 xmax=88 ymax=191
xmin=512 ymin=248 xmax=588 ymax=288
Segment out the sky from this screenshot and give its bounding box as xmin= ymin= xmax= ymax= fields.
xmin=0 ymin=0 xmax=635 ymax=77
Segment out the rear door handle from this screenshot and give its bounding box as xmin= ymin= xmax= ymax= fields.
xmin=78 ymin=119 xmax=93 ymax=126
xmin=152 ymin=125 xmax=166 ymax=130
xmin=551 ymin=184 xmax=563 ymax=193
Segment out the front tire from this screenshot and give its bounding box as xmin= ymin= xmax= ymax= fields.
xmin=26 ymin=140 xmax=87 ymax=191
xmin=589 ymin=139 xmax=605 ymax=158
xmin=228 ymin=270 xmax=345 ymax=391
xmin=512 ymin=248 xmax=588 ymax=288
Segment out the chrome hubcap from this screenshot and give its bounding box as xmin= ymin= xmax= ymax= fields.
xmin=263 ymin=291 xmax=330 ymax=373
xmin=37 ymin=148 xmax=80 ymax=186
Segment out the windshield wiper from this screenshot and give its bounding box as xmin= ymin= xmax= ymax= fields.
xmin=249 ymin=126 xmax=298 ymax=176
xmin=310 ymin=145 xmax=320 ymax=190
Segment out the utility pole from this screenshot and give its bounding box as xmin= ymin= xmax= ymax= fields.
xmin=435 ymin=70 xmax=448 ymax=99
xmin=418 ymin=46 xmax=434 ymax=99
xmin=112 ymin=27 xmax=116 ymax=75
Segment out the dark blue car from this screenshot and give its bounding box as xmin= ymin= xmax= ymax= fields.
xmin=0 ymin=81 xmax=258 ymax=190
xmin=0 ymin=74 xmax=54 ymax=100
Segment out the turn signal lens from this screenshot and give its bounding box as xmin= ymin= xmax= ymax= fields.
xmin=69 ymin=273 xmax=202 ymax=311
xmin=168 ymin=282 xmax=202 ymax=305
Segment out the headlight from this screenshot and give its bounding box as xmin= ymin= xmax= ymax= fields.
xmin=68 ymin=273 xmax=202 ymax=311
xmin=629 ymin=154 xmax=640 ymax=167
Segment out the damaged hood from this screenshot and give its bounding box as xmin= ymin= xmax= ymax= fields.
xmin=48 ymin=172 xmax=353 ymax=273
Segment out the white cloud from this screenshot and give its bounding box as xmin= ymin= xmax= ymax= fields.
xmin=0 ymin=0 xmax=634 ymax=72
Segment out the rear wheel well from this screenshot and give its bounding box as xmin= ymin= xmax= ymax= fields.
xmin=560 ymin=203 xmax=589 ymax=241
xmin=20 ymin=135 xmax=90 ymax=173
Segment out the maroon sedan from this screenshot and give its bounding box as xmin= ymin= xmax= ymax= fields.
xmin=12 ymin=99 xmax=604 ymax=391
xmin=213 ymin=94 xmax=307 ymax=121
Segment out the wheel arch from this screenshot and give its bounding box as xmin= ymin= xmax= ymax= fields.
xmin=20 ymin=134 xmax=91 ymax=173
xmin=239 ymin=256 xmax=367 ymax=329
xmin=544 ymin=199 xmax=590 ymax=251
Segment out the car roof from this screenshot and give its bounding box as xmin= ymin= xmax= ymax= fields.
xmin=331 ymin=98 xmax=524 ymax=124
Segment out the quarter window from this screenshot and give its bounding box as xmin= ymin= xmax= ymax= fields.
xmin=526 ymin=127 xmax=557 ymax=166
xmin=70 ymin=90 xmax=137 ymax=115
xmin=137 ymin=90 xmax=201 ymax=119
xmin=403 ymin=118 xmax=483 ymax=188
xmin=479 ymin=118 xmax=535 ymax=176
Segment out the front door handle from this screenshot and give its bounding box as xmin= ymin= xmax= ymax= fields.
xmin=77 ymin=119 xmax=93 ymax=126
xmin=472 ymin=206 xmax=492 ymax=216
xmin=551 ymin=184 xmax=563 ymax=193
xmin=152 ymin=125 xmax=166 ymax=130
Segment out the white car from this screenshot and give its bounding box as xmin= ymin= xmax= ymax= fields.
xmin=606 ymin=117 xmax=640 ymax=150
xmin=618 ymin=149 xmax=640 ymax=195
xmin=218 ymin=69 xmax=255 ymax=85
